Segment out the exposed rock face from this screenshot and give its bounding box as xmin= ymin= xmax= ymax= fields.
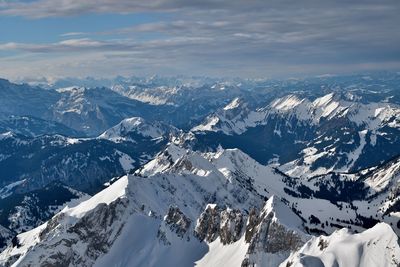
xmin=67 ymin=198 xmax=129 ymax=262
xmin=194 ymin=197 xmax=306 ymax=267
xmin=219 ymin=208 xmax=244 ymax=245
xmin=164 ymin=206 xmax=191 ymax=238
xmin=10 ymin=197 xmax=129 ymax=267
xmin=242 ymin=197 xmax=306 ymax=267
xmin=246 ymin=214 xmax=303 ymax=255
xmin=38 ymin=212 xmax=66 ymax=241
xmin=157 ymin=206 xmax=192 ymax=245
xmin=245 ymin=208 xmax=259 ymax=243
xmin=173 ymin=157 xmax=194 ymax=172
xmin=194 ymin=204 xmax=245 ymax=244
xmin=0 ymin=226 xmax=13 ymax=253
xmin=194 ymin=204 xmax=221 ymax=243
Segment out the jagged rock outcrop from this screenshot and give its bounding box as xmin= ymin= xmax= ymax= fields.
xmin=164 ymin=206 xmax=191 ymax=238
xmin=7 ymin=141 xmax=399 ymax=266
xmin=193 ymin=196 xmax=307 ymax=267
xmin=194 ymin=204 xmax=222 ymax=243
xmin=245 ymin=214 xmax=303 ymax=255
xmin=242 ymin=196 xmax=307 ymax=267
xmin=245 ymin=208 xmax=259 ymax=243
xmin=67 ymin=198 xmax=129 ymax=261
xmin=219 ymin=208 xmax=244 ymax=245
xmin=4 ymin=197 xmax=130 ymax=267
xmin=194 ymin=204 xmax=244 ymax=245
xmin=0 ymin=226 xmax=13 ymax=253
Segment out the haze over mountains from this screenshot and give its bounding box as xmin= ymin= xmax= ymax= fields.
xmin=0 ymin=72 xmax=399 ymax=266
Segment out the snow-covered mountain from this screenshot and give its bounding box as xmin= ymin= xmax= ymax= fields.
xmin=281 ymin=222 xmax=400 ymax=267
xmin=0 ymin=116 xmax=83 ymax=138
xmin=1 ymin=144 xmax=399 ymax=266
xmin=191 ymin=97 xmax=255 ymax=135
xmin=0 ymin=182 xmax=87 ymax=247
xmin=191 ymin=91 xmax=400 ymax=177
xmin=193 ymin=92 xmax=400 ymax=139
xmin=0 ymin=116 xmax=176 ymax=192
xmin=99 ymin=117 xmax=178 ymax=143
xmin=51 ymin=86 xmax=159 ymax=136
xmin=0 ymin=72 xmax=399 ymax=265
xmin=0 ymin=144 xmax=307 ymax=266
xmin=2 ymin=72 xmax=400 ymax=136
xmin=0 ymin=117 xmax=178 ymax=244
xmin=111 ymin=84 xmax=180 ymax=105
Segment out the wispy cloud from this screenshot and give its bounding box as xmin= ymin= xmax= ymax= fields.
xmin=0 ymin=0 xmax=399 ymax=78
xmin=0 ymin=0 xmax=180 ymax=18
xmin=0 ymin=37 xmax=213 ymax=54
xmin=1 ymin=0 xmax=397 ymax=19
xmin=60 ymin=32 xmax=86 ymax=37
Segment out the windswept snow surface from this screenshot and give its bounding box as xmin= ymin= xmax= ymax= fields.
xmin=281 ymin=223 xmax=400 ymax=267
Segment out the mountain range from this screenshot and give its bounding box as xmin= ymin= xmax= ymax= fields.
xmin=0 ymin=72 xmax=399 ymax=266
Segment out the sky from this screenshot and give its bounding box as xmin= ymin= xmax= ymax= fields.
xmin=0 ymin=0 xmax=399 ymax=80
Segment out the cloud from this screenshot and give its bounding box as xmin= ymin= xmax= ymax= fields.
xmin=0 ymin=0 xmax=399 ymax=78
xmin=0 ymin=0 xmax=397 ymax=19
xmin=0 ymin=0 xmax=202 ymax=18
xmin=0 ymin=37 xmax=213 ymax=54
xmin=60 ymin=32 xmax=86 ymax=37
xmin=0 ymin=39 xmax=113 ymax=52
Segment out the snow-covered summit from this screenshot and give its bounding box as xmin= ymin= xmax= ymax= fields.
xmin=0 ymin=145 xmax=282 ymax=266
xmin=0 ymin=162 xmax=306 ymax=267
xmin=1 ymin=142 xmax=399 ymax=266
xmin=99 ymin=117 xmax=175 ymax=142
xmin=111 ymin=84 xmax=179 ymax=105
xmin=191 ymin=97 xmax=262 ymax=135
xmin=223 ymin=97 xmax=242 ymax=110
xmin=193 ymin=92 xmax=400 ymax=136
xmin=271 ymin=94 xmax=305 ymax=111
xmin=281 ymin=222 xmax=400 ymax=267
xmin=261 ymin=195 xmax=304 ymax=232
xmin=0 ymin=131 xmax=14 ymax=141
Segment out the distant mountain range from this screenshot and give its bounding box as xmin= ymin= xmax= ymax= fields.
xmin=0 ymin=72 xmax=399 ymax=266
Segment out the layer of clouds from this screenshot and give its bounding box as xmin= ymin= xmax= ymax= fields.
xmin=0 ymin=0 xmax=307 ymax=18
xmin=0 ymin=1 xmax=397 ymax=19
xmin=0 ymin=0 xmax=399 ymax=78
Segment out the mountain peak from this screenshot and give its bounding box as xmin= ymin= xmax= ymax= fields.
xmin=99 ymin=117 xmax=172 ymax=142
xmin=262 ymin=195 xmax=304 ymax=231
xmin=223 ymin=97 xmax=243 ymax=110
xmin=281 ymin=222 xmax=400 ymax=267
xmin=0 ymin=131 xmax=14 ymax=140
xmin=271 ymin=94 xmax=305 ymax=111
xmin=312 ymin=92 xmax=336 ymax=107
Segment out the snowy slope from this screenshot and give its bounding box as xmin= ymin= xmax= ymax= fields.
xmin=128 ymin=144 xmax=400 ymax=240
xmin=193 ymin=92 xmax=400 ymax=136
xmin=2 ymin=144 xmax=399 ymax=266
xmin=0 ymin=115 xmax=177 ymax=194
xmin=98 ymin=117 xmax=176 ymax=142
xmin=191 ymin=92 xmax=400 ymax=176
xmin=270 ymin=92 xmax=400 ymax=128
xmin=0 ymin=144 xmax=309 ymax=267
xmin=281 ymin=222 xmax=400 ymax=267
xmin=111 ymin=84 xmax=179 ymax=105
xmin=191 ymin=97 xmax=264 ymax=135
